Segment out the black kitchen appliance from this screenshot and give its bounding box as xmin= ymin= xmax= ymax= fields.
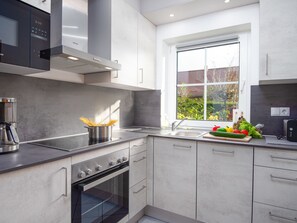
xmin=0 ymin=0 xmax=50 ymax=74
xmin=287 ymin=119 xmax=297 ymax=142
xmin=71 ymin=149 xmax=129 ymax=223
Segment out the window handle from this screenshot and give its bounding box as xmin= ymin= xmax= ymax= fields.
xmin=265 ymin=53 xmax=269 ymax=76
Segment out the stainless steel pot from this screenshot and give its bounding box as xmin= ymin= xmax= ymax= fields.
xmin=86 ymin=126 xmax=112 ymax=142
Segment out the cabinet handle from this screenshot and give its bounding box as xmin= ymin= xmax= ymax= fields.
xmin=139 ymin=68 xmax=144 ymax=84
xmin=72 ymin=42 xmax=79 ymax=45
xmin=269 ymin=212 xmax=297 ymax=222
xmin=265 ymin=53 xmax=269 ymax=76
xmin=131 ymin=143 xmax=146 ymax=149
xmin=270 ymin=174 xmax=297 ymax=183
xmin=212 ymin=149 xmax=234 ymax=155
xmin=173 ymin=144 xmax=192 ymax=149
xmin=61 ymin=167 xmax=68 ymax=197
xmin=271 ymin=155 xmax=297 ymax=162
xmin=42 ymin=0 xmax=46 ymax=2
xmin=113 ymin=60 xmax=119 ymax=78
xmin=133 ymin=156 xmax=146 ymax=163
xmin=133 ymin=185 xmax=146 ymax=194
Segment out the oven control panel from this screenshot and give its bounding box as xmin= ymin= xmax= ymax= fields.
xmin=71 ymin=148 xmax=129 ymax=183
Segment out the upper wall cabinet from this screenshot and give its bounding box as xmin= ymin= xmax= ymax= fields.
xmin=85 ymin=0 xmax=156 ymax=90
xmin=259 ymin=0 xmax=297 ymax=84
xmin=20 ymin=0 xmax=51 ymax=13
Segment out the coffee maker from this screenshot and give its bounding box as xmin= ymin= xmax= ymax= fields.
xmin=0 ymin=98 xmax=20 ymax=153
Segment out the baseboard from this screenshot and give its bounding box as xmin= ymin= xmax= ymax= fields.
xmin=127 ymin=209 xmax=145 ymax=223
xmin=144 ymin=206 xmax=202 ymax=223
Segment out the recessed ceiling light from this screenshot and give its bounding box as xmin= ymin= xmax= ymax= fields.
xmin=67 ymin=56 xmax=79 ymax=61
xmin=169 ymin=13 xmax=175 ymax=17
xmin=224 ymin=0 xmax=230 ymax=3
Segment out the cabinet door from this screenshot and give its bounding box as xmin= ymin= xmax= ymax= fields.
xmin=197 ymin=142 xmax=253 ymax=223
xmin=111 ymin=0 xmax=138 ymax=86
xmin=130 ymin=151 xmax=147 ymax=187
xmin=137 ymin=15 xmax=156 ymax=89
xmin=259 ymin=0 xmax=297 ymax=83
xmin=21 ymin=0 xmax=51 ymax=13
xmin=129 ymin=179 xmax=147 ymax=219
xmin=0 ymin=158 xmax=71 ymax=223
xmin=154 ymin=138 xmax=196 ymax=219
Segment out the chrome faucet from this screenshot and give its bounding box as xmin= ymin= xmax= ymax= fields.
xmin=171 ymin=118 xmax=187 ymax=131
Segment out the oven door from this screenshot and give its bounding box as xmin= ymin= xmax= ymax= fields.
xmin=0 ymin=0 xmax=30 ymax=67
xmin=72 ymin=165 xmax=129 ymax=223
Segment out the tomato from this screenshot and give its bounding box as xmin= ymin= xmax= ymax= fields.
xmin=233 ymin=129 xmax=241 ymax=134
xmin=241 ymin=129 xmax=249 ymax=136
xmin=212 ymin=125 xmax=220 ymax=131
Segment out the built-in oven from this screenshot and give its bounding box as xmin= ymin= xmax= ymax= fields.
xmin=0 ymin=0 xmax=50 ymax=74
xmin=71 ymin=149 xmax=129 ymax=223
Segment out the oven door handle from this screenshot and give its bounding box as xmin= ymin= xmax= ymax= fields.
xmin=78 ymin=166 xmax=129 ymax=192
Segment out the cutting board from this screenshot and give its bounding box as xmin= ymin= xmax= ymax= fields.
xmin=203 ymin=133 xmax=252 ymax=142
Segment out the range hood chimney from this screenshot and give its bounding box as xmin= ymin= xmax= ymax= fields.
xmin=50 ymin=0 xmax=120 ymax=74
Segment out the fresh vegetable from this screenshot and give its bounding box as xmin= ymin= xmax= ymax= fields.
xmin=238 ymin=120 xmax=263 ymax=139
xmin=226 ymin=126 xmax=233 ymax=133
xmin=233 ymin=129 xmax=241 ymax=134
xmin=240 ymin=129 xmax=249 ymax=136
xmin=209 ymin=131 xmax=246 ymax=139
xmin=212 ymin=125 xmax=221 ymax=131
xmin=217 ymin=127 xmax=227 ymax=132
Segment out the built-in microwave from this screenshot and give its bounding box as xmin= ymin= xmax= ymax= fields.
xmin=0 ymin=0 xmax=50 ymax=75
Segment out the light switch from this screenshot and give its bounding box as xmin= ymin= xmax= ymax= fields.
xmin=271 ymin=107 xmax=280 ymax=116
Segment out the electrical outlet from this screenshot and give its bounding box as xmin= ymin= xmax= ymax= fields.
xmin=271 ymin=107 xmax=280 ymax=116
xmin=280 ymin=107 xmax=290 ymax=116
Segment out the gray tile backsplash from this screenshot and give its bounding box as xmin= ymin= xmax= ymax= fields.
xmin=251 ymin=84 xmax=297 ymax=136
xmin=134 ymin=90 xmax=161 ymax=127
xmin=0 ymin=73 xmax=134 ymax=142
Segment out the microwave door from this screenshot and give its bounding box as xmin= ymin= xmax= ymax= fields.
xmin=0 ymin=0 xmax=30 ymax=67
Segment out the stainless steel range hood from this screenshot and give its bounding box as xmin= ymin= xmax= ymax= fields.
xmin=50 ymin=0 xmax=120 ymax=74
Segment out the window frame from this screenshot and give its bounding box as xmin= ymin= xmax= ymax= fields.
xmin=176 ymin=41 xmax=241 ymax=122
xmin=163 ymin=33 xmax=251 ymax=129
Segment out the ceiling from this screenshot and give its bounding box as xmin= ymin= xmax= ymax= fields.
xmin=140 ymin=0 xmax=259 ymax=25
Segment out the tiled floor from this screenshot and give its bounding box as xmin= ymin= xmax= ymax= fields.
xmin=138 ymin=216 xmax=167 ymax=223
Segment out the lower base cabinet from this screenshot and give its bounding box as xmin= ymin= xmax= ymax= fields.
xmin=253 ymin=202 xmax=297 ymax=223
xmin=197 ymin=142 xmax=253 ymax=223
xmin=0 ymin=158 xmax=71 ymax=223
xmin=129 ymin=179 xmax=147 ymax=218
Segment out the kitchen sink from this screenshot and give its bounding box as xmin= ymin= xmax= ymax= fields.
xmin=167 ymin=130 xmax=206 ymax=138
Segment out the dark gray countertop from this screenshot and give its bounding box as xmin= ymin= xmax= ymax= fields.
xmin=0 ymin=129 xmax=296 ymax=175
xmin=0 ymin=131 xmax=147 ymax=175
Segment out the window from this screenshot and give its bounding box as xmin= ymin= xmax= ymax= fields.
xmin=176 ymin=42 xmax=240 ymax=122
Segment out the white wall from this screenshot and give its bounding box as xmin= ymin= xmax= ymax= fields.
xmin=156 ymin=4 xmax=259 ymax=126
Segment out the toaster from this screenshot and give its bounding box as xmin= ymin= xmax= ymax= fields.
xmin=285 ymin=119 xmax=297 ymax=142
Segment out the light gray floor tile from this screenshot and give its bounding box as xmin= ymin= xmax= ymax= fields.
xmin=138 ymin=216 xmax=167 ymax=223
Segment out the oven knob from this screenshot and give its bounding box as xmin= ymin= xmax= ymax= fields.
xmin=86 ymin=168 xmax=93 ymax=175
xmin=95 ymin=165 xmax=102 ymax=171
xmin=109 ymin=161 xmax=115 ymax=166
xmin=122 ymin=157 xmax=128 ymax=162
xmin=117 ymin=158 xmax=122 ymax=164
xmin=78 ymin=171 xmax=86 ymax=178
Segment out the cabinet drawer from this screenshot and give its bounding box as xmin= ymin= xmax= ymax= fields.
xmin=129 ymin=179 xmax=147 ymax=219
xmin=254 ymin=166 xmax=297 ymax=210
xmin=130 ymin=151 xmax=146 ymax=187
xmin=255 ymin=147 xmax=297 ymax=171
xmin=130 ymin=138 xmax=146 ymax=156
xmin=253 ymin=202 xmax=297 ymax=223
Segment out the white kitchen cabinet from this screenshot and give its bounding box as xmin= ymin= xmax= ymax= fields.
xmin=197 ymin=142 xmax=253 ymax=223
xmin=153 ymin=137 xmax=196 ymax=219
xmin=137 ymin=15 xmax=156 ymax=90
xmin=86 ymin=0 xmax=156 ymax=90
xmin=129 ymin=179 xmax=147 ymax=219
xmin=21 ymin=0 xmax=51 ymax=13
xmin=254 ymin=202 xmax=297 ymax=223
xmin=129 ymin=138 xmax=147 ymax=219
xmin=259 ymin=0 xmax=297 ymax=84
xmin=0 ymin=158 xmax=71 ymax=223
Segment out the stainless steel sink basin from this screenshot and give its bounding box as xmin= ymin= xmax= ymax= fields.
xmin=167 ymin=130 xmax=206 ymax=138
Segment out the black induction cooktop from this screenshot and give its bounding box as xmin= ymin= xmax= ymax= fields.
xmin=32 ymin=134 xmax=121 ymax=152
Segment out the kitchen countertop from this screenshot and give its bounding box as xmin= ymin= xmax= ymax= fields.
xmin=0 ymin=129 xmax=296 ymax=175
